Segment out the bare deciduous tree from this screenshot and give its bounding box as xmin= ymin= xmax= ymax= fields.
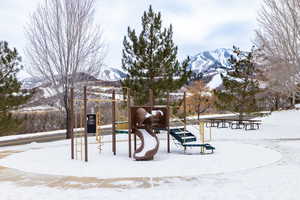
xmin=184 ymin=81 xmax=215 ymax=120
xmin=255 ymin=0 xmax=300 ymax=105
xmin=25 ymin=0 xmax=105 ymax=138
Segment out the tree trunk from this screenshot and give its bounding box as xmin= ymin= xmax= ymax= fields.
xmin=274 ymin=95 xmax=279 ymax=111
xmin=238 ymin=113 xmax=243 ymax=122
xmin=64 ymin=90 xmax=71 ymax=139
xmin=65 ymin=107 xmax=72 ymax=139
xmin=291 ymin=92 xmax=296 ymax=107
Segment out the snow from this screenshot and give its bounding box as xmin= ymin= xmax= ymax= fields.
xmin=207 ymin=73 xmax=223 ymax=89
xmin=41 ymin=87 xmax=59 ymax=98
xmin=0 ymin=129 xmax=66 ymax=142
xmin=200 ymin=110 xmax=300 ymax=140
xmin=1 ymin=109 xmax=300 ymax=200
xmin=0 ymin=136 xmax=281 ymax=178
xmin=186 ymin=113 xmax=237 ymax=120
xmin=135 ymin=129 xmax=157 ymax=158
xmin=189 ymin=48 xmax=233 ymax=74
xmin=17 ymin=105 xmax=57 ymax=112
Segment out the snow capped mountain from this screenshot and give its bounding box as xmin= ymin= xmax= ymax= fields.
xmin=21 ymin=48 xmax=234 ymax=90
xmin=97 ymin=48 xmax=235 ymax=82
xmin=98 ymin=67 xmax=127 ymax=81
xmin=21 ymin=76 xmax=44 ymax=89
xmin=188 ymin=48 xmax=235 ymax=89
xmin=189 ymin=48 xmax=233 ymax=75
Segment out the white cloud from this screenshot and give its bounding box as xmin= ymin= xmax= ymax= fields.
xmin=0 ymin=0 xmax=262 ymax=78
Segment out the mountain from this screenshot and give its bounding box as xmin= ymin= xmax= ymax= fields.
xmin=21 ymin=76 xmax=44 ymax=89
xmin=188 ymin=48 xmax=234 ymax=89
xmin=98 ymin=67 xmax=127 ymax=81
xmin=21 ymin=48 xmax=234 ymax=90
xmin=97 ymin=48 xmax=234 ymax=83
xmin=189 ymin=48 xmax=233 ymax=75
xmin=21 ymin=73 xmax=99 ymax=89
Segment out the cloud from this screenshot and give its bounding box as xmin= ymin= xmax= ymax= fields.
xmin=0 ymin=0 xmax=263 ymax=78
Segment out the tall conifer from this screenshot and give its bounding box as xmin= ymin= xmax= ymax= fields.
xmin=214 ymin=46 xmax=261 ymax=120
xmin=121 ymin=6 xmax=191 ymax=104
xmin=0 ymin=41 xmax=31 ymax=135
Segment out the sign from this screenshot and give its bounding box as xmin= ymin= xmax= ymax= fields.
xmin=87 ymin=114 xmax=96 ymax=133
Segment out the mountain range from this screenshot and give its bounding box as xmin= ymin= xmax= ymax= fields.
xmin=22 ymin=48 xmax=233 ymax=90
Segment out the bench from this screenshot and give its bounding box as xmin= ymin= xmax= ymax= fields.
xmin=244 ymin=121 xmax=261 ymax=131
xmin=230 ymin=121 xmax=245 ymax=129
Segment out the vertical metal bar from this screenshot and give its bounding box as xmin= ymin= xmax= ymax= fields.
xmin=84 ymin=86 xmax=88 ymax=162
xmin=112 ymin=90 xmax=116 ymax=155
xmin=70 ymin=87 xmax=74 ymax=159
xmin=167 ymin=92 xmax=170 ymax=153
xmin=127 ymin=88 xmax=132 ymax=158
xmin=134 ymin=128 xmax=137 ymax=151
xmin=184 ymin=91 xmax=187 ymax=130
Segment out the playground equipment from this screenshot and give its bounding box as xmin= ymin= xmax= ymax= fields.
xmin=69 ymin=87 xmax=215 ymax=162
xmin=70 ymin=86 xmax=132 ymax=162
xmin=95 ymin=111 xmax=103 ymax=152
xmin=168 ymin=92 xmax=215 ymax=154
xmin=131 ymin=106 xmax=168 ymax=160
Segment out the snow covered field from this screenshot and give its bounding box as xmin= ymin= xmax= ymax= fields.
xmin=0 ymin=110 xmax=300 ymax=200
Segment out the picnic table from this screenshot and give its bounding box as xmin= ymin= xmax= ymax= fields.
xmin=204 ymin=118 xmax=262 ymax=131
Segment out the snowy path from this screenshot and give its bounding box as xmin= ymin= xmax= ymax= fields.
xmin=0 ymin=110 xmax=300 ymax=200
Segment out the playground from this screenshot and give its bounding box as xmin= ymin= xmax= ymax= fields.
xmin=1 ymin=110 xmax=300 ymax=199
xmin=0 ymin=85 xmax=300 ymax=199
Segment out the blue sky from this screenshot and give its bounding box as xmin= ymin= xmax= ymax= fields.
xmin=0 ymin=0 xmax=262 ymax=78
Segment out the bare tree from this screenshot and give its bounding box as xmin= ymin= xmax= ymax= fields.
xmin=255 ymin=0 xmax=300 ymax=105
xmin=184 ymin=81 xmax=215 ymax=120
xmin=25 ymin=0 xmax=105 ymax=138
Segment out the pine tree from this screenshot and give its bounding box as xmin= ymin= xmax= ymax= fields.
xmin=213 ymin=46 xmax=261 ymax=120
xmin=0 ymin=41 xmax=31 ymax=135
xmin=121 ymin=5 xmax=191 ymax=105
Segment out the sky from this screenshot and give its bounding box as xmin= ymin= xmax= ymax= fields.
xmin=0 ymin=0 xmax=262 ymax=78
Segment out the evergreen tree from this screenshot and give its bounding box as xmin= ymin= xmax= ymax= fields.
xmin=121 ymin=5 xmax=191 ymax=105
xmin=0 ymin=41 xmax=31 ymax=135
xmin=213 ymin=46 xmax=261 ymax=120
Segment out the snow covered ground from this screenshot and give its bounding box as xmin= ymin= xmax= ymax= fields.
xmin=0 ymin=139 xmax=281 ymax=178
xmin=0 ymin=110 xmax=300 ymax=200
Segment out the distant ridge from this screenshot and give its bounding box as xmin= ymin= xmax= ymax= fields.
xmin=22 ymin=48 xmax=235 ymax=90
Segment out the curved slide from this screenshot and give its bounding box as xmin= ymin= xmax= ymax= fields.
xmin=133 ymin=128 xmax=159 ymax=161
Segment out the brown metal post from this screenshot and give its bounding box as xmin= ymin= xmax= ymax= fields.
xmin=112 ymin=90 xmax=116 ymax=155
xmin=84 ymin=86 xmax=88 ymax=162
xmin=167 ymin=92 xmax=170 ymax=153
xmin=184 ymin=91 xmax=187 ymax=130
xmin=134 ymin=128 xmax=137 ymax=151
xmin=70 ymin=87 xmax=74 ymax=159
xmin=127 ymin=89 xmax=131 ymax=158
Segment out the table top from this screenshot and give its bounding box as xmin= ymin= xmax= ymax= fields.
xmin=201 ymin=118 xmax=261 ymax=122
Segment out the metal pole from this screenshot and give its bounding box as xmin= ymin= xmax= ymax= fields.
xmin=184 ymin=91 xmax=187 ymax=130
xmin=167 ymin=92 xmax=170 ymax=153
xmin=112 ymin=90 xmax=116 ymax=155
xmin=127 ymin=88 xmax=132 ymax=158
xmin=70 ymin=87 xmax=74 ymax=159
xmin=84 ymin=86 xmax=88 ymax=162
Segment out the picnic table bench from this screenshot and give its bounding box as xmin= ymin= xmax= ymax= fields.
xmin=205 ymin=118 xmax=262 ymax=131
